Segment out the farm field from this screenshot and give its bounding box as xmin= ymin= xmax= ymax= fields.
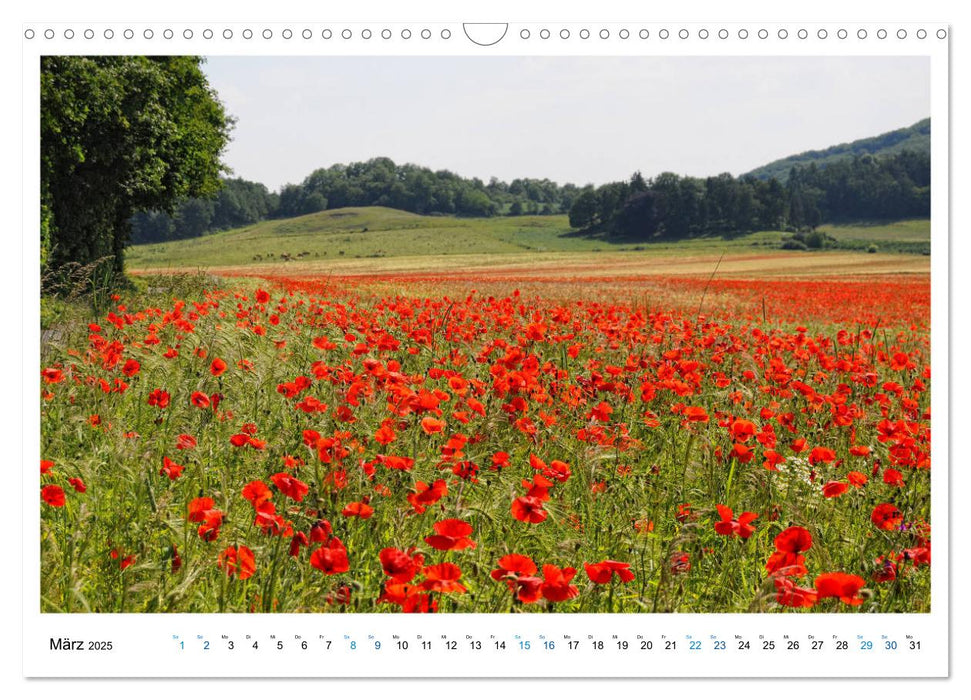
xmin=40 ymin=248 xmax=931 ymax=613
xmin=126 ymin=206 xmax=930 ymax=270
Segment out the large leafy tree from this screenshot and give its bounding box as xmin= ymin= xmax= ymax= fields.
xmin=41 ymin=56 xmax=233 ymax=276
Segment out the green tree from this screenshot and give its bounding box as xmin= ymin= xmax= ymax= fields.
xmin=41 ymin=56 xmax=233 ymax=277
xmin=568 ymin=189 xmax=599 ymax=229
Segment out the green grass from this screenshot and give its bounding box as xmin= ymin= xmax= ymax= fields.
xmin=127 ymin=208 xmax=599 ymax=269
xmin=816 ymin=219 xmax=930 ymax=255
xmin=125 ymin=207 xmax=930 ymax=270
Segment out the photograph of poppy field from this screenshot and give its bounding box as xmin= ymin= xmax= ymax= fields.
xmin=39 ymin=56 xmax=933 ymax=614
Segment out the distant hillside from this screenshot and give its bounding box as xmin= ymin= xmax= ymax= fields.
xmin=745 ymin=119 xmax=930 ymax=181
xmin=126 ymin=205 xmax=929 ymax=271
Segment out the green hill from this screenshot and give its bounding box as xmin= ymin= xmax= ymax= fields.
xmin=745 ymin=119 xmax=930 ymax=181
xmin=126 ymin=207 xmax=603 ymax=268
xmin=126 ymin=206 xmax=929 ymax=271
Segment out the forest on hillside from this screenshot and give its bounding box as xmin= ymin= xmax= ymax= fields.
xmin=130 ymin=149 xmax=930 ymax=245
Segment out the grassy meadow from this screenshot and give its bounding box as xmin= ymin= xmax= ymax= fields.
xmin=126 ymin=207 xmax=930 ymax=271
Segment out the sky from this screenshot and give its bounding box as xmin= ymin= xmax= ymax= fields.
xmin=201 ymin=56 xmax=929 ymax=193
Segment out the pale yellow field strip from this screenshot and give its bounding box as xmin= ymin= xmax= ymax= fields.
xmin=130 ymin=250 xmax=930 ymax=281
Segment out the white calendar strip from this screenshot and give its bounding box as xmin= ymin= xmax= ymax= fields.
xmin=25 ymin=614 xmax=946 ymax=677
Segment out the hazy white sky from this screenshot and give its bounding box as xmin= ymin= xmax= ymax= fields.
xmin=202 ymin=56 xmax=929 ymax=192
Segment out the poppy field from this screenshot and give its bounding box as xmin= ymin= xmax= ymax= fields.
xmin=39 ymin=268 xmax=931 ymax=613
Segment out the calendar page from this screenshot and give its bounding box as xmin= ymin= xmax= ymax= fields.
xmin=20 ymin=0 xmax=952 ymax=682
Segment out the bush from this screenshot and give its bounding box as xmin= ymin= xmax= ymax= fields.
xmin=780 ymin=238 xmax=808 ymax=251
xmin=867 ymin=244 xmax=879 ymax=253
xmin=804 ymin=230 xmax=826 ymax=249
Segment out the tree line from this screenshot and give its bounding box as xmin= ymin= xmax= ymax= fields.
xmin=133 ymin=149 xmax=930 ymax=246
xmin=131 ymin=158 xmax=583 ymax=243
xmin=568 ymin=150 xmax=930 ymax=241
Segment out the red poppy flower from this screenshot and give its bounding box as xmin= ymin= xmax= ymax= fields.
xmin=242 ymin=480 xmax=273 ymax=508
xmin=872 ymin=557 xmax=897 ymax=583
xmin=871 ymin=503 xmax=904 ymax=531
xmin=197 ymin=511 xmax=223 ymax=542
xmin=765 ymin=551 xmax=808 ymax=577
xmin=381 ymin=455 xmax=415 ymax=471
xmin=849 ymin=445 xmax=872 ymax=457
xmin=342 ymin=501 xmax=374 ymax=518
xmin=41 ymin=484 xmax=66 ymax=507
xmin=763 ymin=450 xmax=784 ymax=471
xmin=900 ymin=546 xmax=931 ymax=567
xmin=160 ymin=456 xmax=184 ymax=480
xmin=883 ymin=469 xmax=905 ymax=487
xmin=41 ymin=459 xmax=54 ymax=474
xmin=218 ymin=546 xmax=256 ymax=580
xmin=683 ymin=406 xmax=709 ymax=423
xmin=310 ymin=539 xmax=349 ymax=575
xmin=544 ymin=459 xmax=571 ymax=483
xmin=669 ymin=551 xmax=691 ymax=574
xmin=309 ymin=519 xmax=333 ymax=542
xmin=814 ymin=572 xmax=866 ymax=605
xmin=270 ymin=472 xmax=309 ymax=502
xmin=420 ymin=562 xmax=467 ymax=594
xmin=374 ymin=421 xmax=397 ymax=445
xmin=511 ymin=576 xmax=544 ymax=603
xmin=491 ymin=451 xmax=511 ymax=469
xmin=540 ymin=564 xmax=579 ymax=603
xmin=822 ymin=481 xmax=849 ymax=498
xmin=588 ymin=401 xmax=613 ymax=422
xmin=289 ymin=532 xmax=309 ymax=558
xmin=122 ymin=359 xmax=141 ymax=377
xmin=491 ymin=553 xmax=538 ymax=581
xmin=420 ymin=416 xmax=446 ymax=434
xmin=584 ymin=560 xmax=635 ymax=584
xmin=774 ymin=577 xmax=817 ymax=608
xmin=175 ymin=434 xmax=197 ymax=450
xmin=808 ymin=446 xmax=837 ymax=466
xmin=188 ymin=497 xmax=216 ymax=521
xmin=713 ymin=504 xmax=758 ymax=539
xmin=511 ymin=496 xmax=548 ymax=524
xmin=67 ymin=477 xmax=86 ymax=493
xmin=380 ymin=548 xmax=424 ymax=582
xmin=190 ymin=391 xmax=211 ymax=409
xmin=42 ymin=367 xmax=65 ymax=384
xmin=377 ymin=581 xmax=423 ymax=610
xmin=255 ymin=289 xmax=270 ymax=304
xmin=847 ymin=471 xmax=869 ymax=487
xmin=407 ymin=479 xmax=447 ymax=514
xmin=730 ymin=418 xmax=757 ymax=442
xmin=765 ymin=526 xmax=812 ymax=577
xmin=523 ymin=474 xmax=552 ymax=501
xmin=425 ymin=519 xmax=476 ymax=550
xmin=253 ymin=502 xmax=289 ymax=537
xmin=730 ymin=443 xmax=755 ymax=463
xmin=890 ymin=352 xmax=911 ymax=370
xmin=774 ymin=526 xmax=812 ymax=553
xmin=147 ymin=389 xmax=170 ymax=408
xmin=210 ymin=358 xmax=227 ymax=377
